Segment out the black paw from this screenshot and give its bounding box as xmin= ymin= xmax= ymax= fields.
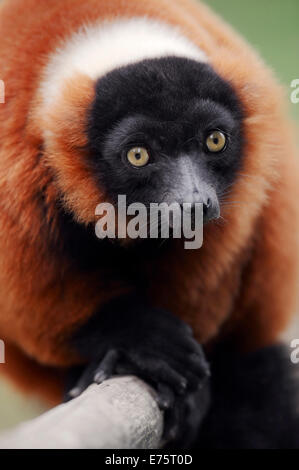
xmin=66 ymin=294 xmax=211 ymax=447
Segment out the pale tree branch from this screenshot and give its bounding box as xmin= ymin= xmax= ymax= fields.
xmin=0 ymin=376 xmax=164 ymax=449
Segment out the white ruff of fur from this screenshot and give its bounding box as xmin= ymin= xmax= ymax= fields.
xmin=39 ymin=17 xmax=208 ymax=110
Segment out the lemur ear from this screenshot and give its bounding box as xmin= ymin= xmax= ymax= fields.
xmin=31 ymin=74 xmax=106 ymax=225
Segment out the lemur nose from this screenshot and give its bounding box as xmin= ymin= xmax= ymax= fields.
xmin=179 ymin=192 xmax=220 ymax=224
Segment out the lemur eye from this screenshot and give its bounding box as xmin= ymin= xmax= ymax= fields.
xmin=127 ymin=147 xmax=150 ymax=167
xmin=206 ymin=131 xmax=227 ymax=153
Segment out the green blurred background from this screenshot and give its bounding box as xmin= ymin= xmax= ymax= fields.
xmin=207 ymin=0 xmax=299 ymax=122
xmin=0 ymin=0 xmax=298 ymax=432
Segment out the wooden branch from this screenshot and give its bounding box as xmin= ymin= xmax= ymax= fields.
xmin=0 ymin=376 xmax=164 ymax=449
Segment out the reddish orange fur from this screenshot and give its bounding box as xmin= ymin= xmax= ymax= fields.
xmin=0 ymin=0 xmax=298 ymax=404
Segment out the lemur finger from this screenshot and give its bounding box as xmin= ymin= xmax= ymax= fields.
xmin=163 ymin=356 xmax=209 ymax=391
xmin=68 ymin=361 xmax=97 ymax=398
xmin=155 ymin=328 xmax=209 ymax=369
xmin=93 ymin=349 xmax=119 ymax=384
xmin=154 ymin=345 xmax=210 ymax=379
xmin=127 ymin=353 xmax=187 ymax=394
xmin=156 ymin=383 xmax=175 ymax=410
xmin=162 ymin=401 xmax=180 ymax=443
xmin=180 ymin=339 xmax=210 ymax=377
xmin=139 ymin=339 xmax=210 ymax=382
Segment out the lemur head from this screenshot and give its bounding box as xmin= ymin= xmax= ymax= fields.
xmin=36 ymin=20 xmax=244 ymax=240
xmin=88 ymin=57 xmax=243 ymax=224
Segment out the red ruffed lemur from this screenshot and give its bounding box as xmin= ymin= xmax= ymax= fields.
xmin=0 ymin=0 xmax=299 ymax=449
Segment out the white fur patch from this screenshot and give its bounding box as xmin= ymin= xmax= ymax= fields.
xmin=40 ymin=17 xmax=207 ymax=108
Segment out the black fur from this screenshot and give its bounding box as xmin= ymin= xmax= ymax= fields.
xmin=67 ymin=307 xmax=299 ymax=448
xmin=87 ymin=57 xmax=244 ymax=210
xmin=64 ymin=58 xmax=299 ymax=449
xmin=55 ymin=205 xmax=171 ymax=273
xmin=198 ymin=344 xmax=299 ymax=449
xmin=49 ymin=59 xmax=245 ymax=269
xmin=57 ymin=57 xmax=243 ymax=272
xmin=66 ymin=293 xmax=211 ymax=448
xmin=52 ymin=58 xmax=244 ymax=270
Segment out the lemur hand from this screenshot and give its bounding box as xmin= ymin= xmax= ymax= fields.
xmin=66 ymin=293 xmax=211 ymax=447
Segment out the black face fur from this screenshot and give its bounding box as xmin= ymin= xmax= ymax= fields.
xmin=88 ymin=57 xmax=244 ymax=222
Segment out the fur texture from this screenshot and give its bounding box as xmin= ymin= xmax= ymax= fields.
xmin=0 ymin=0 xmax=298 ymax=415
xmin=39 ymin=17 xmax=207 ymax=111
xmin=199 ymin=344 xmax=299 ymax=449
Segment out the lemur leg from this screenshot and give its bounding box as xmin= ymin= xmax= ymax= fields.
xmin=198 ymin=344 xmax=299 ymax=449
xmin=65 ymin=293 xmax=211 ymax=447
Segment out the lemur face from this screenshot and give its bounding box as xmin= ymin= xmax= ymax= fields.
xmin=88 ymin=57 xmax=244 ymax=223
